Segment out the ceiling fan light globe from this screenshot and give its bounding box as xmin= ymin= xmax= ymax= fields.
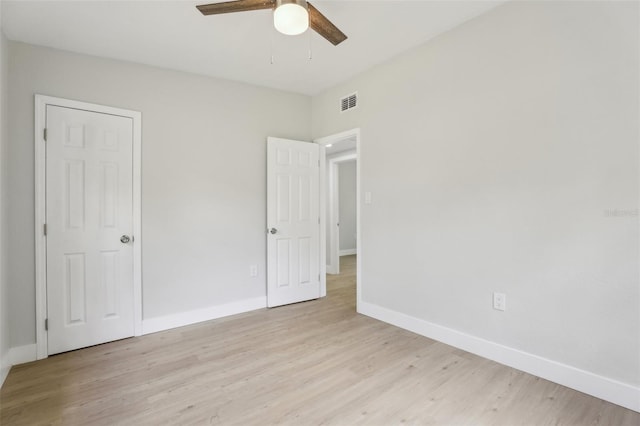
xmin=274 ymin=3 xmax=309 ymax=36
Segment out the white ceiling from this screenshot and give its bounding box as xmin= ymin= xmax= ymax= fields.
xmin=1 ymin=0 xmax=503 ymax=95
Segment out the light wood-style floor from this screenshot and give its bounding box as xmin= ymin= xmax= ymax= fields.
xmin=1 ymin=255 xmax=638 ymax=425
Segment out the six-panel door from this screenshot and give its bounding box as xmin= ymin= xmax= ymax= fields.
xmin=267 ymin=137 xmax=320 ymax=307
xmin=46 ymin=105 xmax=135 ymax=355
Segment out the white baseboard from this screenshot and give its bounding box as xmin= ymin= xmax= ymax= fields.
xmin=326 ymin=264 xmax=338 ymax=275
xmin=358 ymin=301 xmax=640 ymax=413
xmin=339 ymin=249 xmax=357 ymax=256
xmin=0 ymin=365 xmax=9 ymax=387
xmin=0 ymin=344 xmax=38 ymax=389
xmin=142 ymin=296 xmax=267 ymax=335
xmin=9 ymin=344 xmax=37 ymax=366
xmin=0 ymin=349 xmax=10 ymax=388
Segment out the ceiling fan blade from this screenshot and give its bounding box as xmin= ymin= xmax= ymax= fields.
xmin=196 ymin=0 xmax=276 ymax=16
xmin=308 ymin=2 xmax=347 ymax=46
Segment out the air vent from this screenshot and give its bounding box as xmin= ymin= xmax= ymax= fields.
xmin=340 ymin=92 xmax=358 ymax=112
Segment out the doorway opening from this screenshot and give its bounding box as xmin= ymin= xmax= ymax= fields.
xmin=316 ymin=129 xmax=361 ymax=312
xmin=327 ymin=147 xmax=357 ymax=275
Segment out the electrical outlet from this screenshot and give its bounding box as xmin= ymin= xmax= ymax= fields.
xmin=249 ymin=265 xmax=258 ymax=277
xmin=493 ymin=292 xmax=506 ymax=311
xmin=364 ymin=191 xmax=372 ymax=204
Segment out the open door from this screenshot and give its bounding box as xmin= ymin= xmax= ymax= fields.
xmin=267 ymin=137 xmax=320 ymax=307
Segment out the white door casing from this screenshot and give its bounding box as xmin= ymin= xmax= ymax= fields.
xmin=35 ymin=95 xmax=142 ymax=359
xmin=327 ymin=160 xmax=340 ymax=275
xmin=267 ymin=137 xmax=320 ymax=308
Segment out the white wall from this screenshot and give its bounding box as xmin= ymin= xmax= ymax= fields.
xmin=7 ymin=42 xmax=311 ymax=348
xmin=338 ymin=160 xmax=357 ymax=252
xmin=0 ymin=8 xmax=10 ymax=385
xmin=313 ymin=0 xmax=639 ymax=399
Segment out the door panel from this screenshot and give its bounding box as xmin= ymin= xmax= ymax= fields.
xmin=46 ymin=105 xmax=135 ymax=355
xmin=267 ymin=137 xmax=320 ymax=307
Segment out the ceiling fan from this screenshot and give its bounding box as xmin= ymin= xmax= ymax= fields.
xmin=196 ymin=0 xmax=347 ymax=46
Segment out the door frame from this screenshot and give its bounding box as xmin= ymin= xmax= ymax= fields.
xmin=327 ymin=152 xmax=357 ymax=275
xmin=34 ymin=95 xmax=143 ymax=360
xmin=315 ymin=128 xmax=361 ymax=307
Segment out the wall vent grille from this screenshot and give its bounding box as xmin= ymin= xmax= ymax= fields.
xmin=340 ymin=93 xmax=358 ymax=112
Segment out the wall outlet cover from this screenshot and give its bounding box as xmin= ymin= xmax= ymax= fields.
xmin=493 ymin=292 xmax=506 ymax=311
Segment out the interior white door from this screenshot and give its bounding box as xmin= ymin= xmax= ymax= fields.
xmin=267 ymin=137 xmax=320 ymax=307
xmin=46 ymin=105 xmax=135 ymax=355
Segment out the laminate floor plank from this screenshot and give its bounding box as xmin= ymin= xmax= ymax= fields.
xmin=1 ymin=256 xmax=638 ymax=425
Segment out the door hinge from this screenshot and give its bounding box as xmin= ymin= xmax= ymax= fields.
xmin=318 ymin=217 xmax=320 ymax=225
xmin=45 ymin=318 xmax=48 ymax=331
xmin=43 ymin=223 xmax=47 ymax=236
xmin=43 ymin=128 xmax=47 ymax=141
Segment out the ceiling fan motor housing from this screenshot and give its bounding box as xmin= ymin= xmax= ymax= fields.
xmin=274 ymin=0 xmax=310 ymax=35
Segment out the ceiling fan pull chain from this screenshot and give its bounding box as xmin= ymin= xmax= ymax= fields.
xmin=270 ymin=26 xmax=275 ymax=65
xmin=308 ymin=29 xmax=313 ymax=60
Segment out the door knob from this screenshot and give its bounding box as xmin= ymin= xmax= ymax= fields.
xmin=269 ymin=228 xmax=277 ymax=234
xmin=120 ymin=235 xmax=131 ymax=244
